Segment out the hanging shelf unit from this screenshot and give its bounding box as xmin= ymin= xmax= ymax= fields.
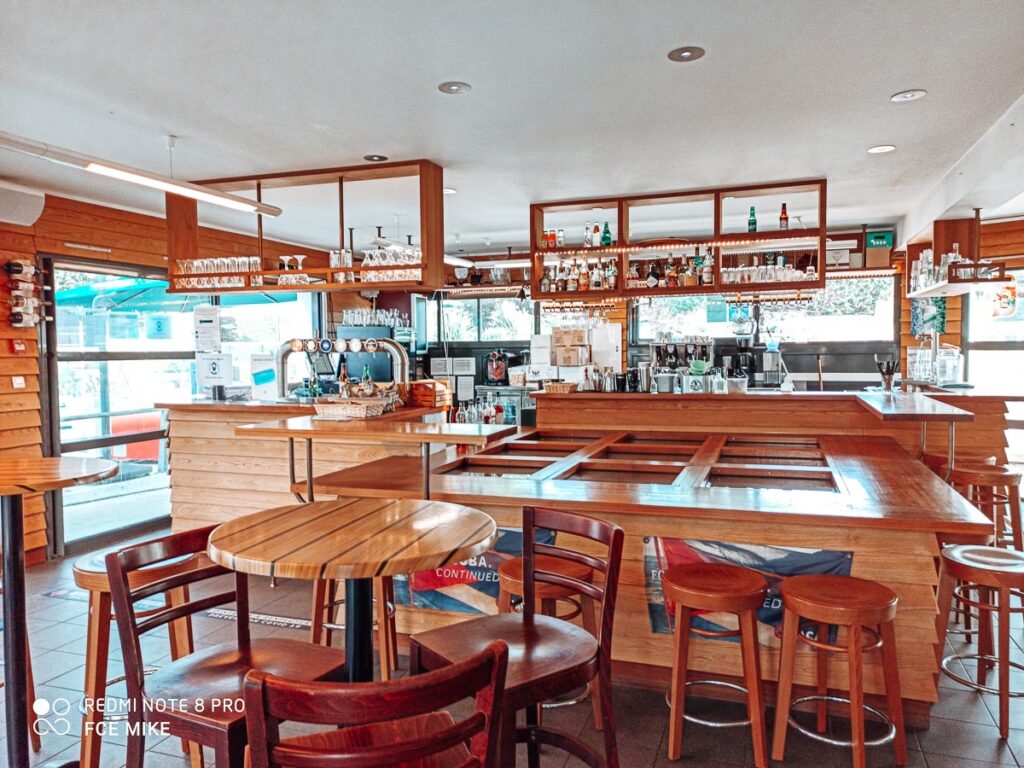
xmin=530 ymin=178 xmax=827 ymax=301
xmin=165 ymin=159 xmax=445 ymax=294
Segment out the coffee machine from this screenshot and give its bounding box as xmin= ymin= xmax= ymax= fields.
xmin=649 ymin=337 xmax=714 ymax=371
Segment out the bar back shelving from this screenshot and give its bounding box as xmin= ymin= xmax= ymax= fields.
xmin=530 ymin=178 xmax=827 ymax=301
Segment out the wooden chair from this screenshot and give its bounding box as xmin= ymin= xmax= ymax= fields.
xmin=496 ymin=553 xmax=602 ymax=722
xmin=73 ymin=550 xmax=203 ymax=768
xmin=105 ymin=526 xmax=347 ymax=768
xmin=310 ymin=576 xmax=398 ymax=680
xmin=948 ymin=464 xmax=1023 ymax=552
xmin=244 ymin=639 xmax=509 ymax=768
xmin=771 ymin=574 xmax=907 ymax=768
xmin=662 ymin=563 xmax=769 ymax=768
xmin=0 ymin=582 xmax=41 ymax=753
xmin=410 ymin=506 xmax=625 ymax=768
xmin=935 ymin=544 xmax=1024 ymax=740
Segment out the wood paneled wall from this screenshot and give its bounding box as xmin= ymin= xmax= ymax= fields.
xmin=1 ymin=194 xmax=332 ymax=564
xmin=0 ymin=221 xmax=47 ymax=564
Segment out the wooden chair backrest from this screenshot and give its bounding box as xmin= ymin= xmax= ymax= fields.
xmin=105 ymin=526 xmax=248 ymax=707
xmin=522 ymin=506 xmax=625 ymax=650
xmin=244 ymin=640 xmax=509 ymax=768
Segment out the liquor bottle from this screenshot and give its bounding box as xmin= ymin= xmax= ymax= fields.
xmin=748 ymin=206 xmax=757 ymax=233
xmin=4 ymin=295 xmax=39 ymax=310
xmin=626 ymin=263 xmax=639 ymax=289
xmin=482 ymin=395 xmax=496 ymax=424
xmin=339 ymin=361 xmax=349 ymax=384
xmin=548 ymin=230 xmax=558 ymax=249
xmin=583 ymin=221 xmax=592 ymax=248
xmin=9 ymin=311 xmax=47 ymax=328
xmin=555 ymin=262 xmax=567 ymax=292
xmin=540 ymin=267 xmax=552 ymax=293
xmin=646 ymin=260 xmax=659 ymax=289
xmin=702 ymin=248 xmax=715 ymax=285
xmin=567 ymin=259 xmax=579 ymax=291
xmin=492 ymin=397 xmax=504 ymax=424
xmin=362 ymin=363 xmax=373 ymax=386
xmin=666 ymin=254 xmax=678 ymax=288
xmin=693 ymin=248 xmax=704 ymax=285
xmin=592 ymin=222 xmax=601 ymax=248
xmin=601 ymin=221 xmax=612 ymax=246
xmin=578 ymin=259 xmax=589 ymax=291
xmin=607 ymin=258 xmax=618 ymax=290
xmin=556 ymin=229 xmax=565 ymax=247
xmin=683 ymin=261 xmax=699 ymax=287
xmin=779 ymin=203 xmax=789 ymax=230
xmin=592 ymin=260 xmax=604 ymax=290
xmin=3 ymin=260 xmax=36 ymax=277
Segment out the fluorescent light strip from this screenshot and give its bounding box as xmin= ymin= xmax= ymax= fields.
xmin=0 ymin=130 xmax=282 ymax=216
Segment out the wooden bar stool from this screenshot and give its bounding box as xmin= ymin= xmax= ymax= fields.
xmin=662 ymin=563 xmax=769 ymax=768
xmin=935 ymin=545 xmax=1024 ymax=740
xmin=497 ymin=553 xmax=600 ymax=718
xmin=948 ymin=464 xmax=1023 ymax=552
xmin=771 ymin=575 xmax=907 ymax=768
xmin=73 ymin=550 xmax=203 ymax=768
xmin=310 ymin=576 xmax=398 ymax=679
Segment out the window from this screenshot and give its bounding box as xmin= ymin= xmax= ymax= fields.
xmin=966 ymin=270 xmax=1024 ymax=342
xmin=428 ymin=298 xmax=534 ymax=342
xmin=637 ymin=295 xmax=739 ymax=339
xmin=758 ymin=277 xmax=896 ymax=343
xmin=219 ymin=293 xmax=317 ymax=386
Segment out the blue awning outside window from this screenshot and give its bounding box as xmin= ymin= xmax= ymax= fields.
xmin=55 ymin=277 xmax=296 ymax=311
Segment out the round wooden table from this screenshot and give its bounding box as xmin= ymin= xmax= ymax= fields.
xmin=0 ymin=457 xmax=117 ymax=768
xmin=208 ymin=497 xmax=498 ymax=682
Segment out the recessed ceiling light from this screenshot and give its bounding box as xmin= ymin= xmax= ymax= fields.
xmin=363 ymin=154 xmax=388 ymax=162
xmin=442 ymin=187 xmax=457 ymax=195
xmin=438 ymin=81 xmax=472 ymax=95
xmin=667 ymin=46 xmax=705 ymax=63
xmin=890 ymin=89 xmax=927 ymax=103
xmin=867 ymin=145 xmax=896 ymax=154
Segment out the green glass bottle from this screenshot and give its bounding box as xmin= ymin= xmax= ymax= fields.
xmin=362 ymin=363 xmax=373 ymax=384
xmin=601 ymin=221 xmax=612 ymax=246
xmin=747 ymin=206 xmax=757 ymax=233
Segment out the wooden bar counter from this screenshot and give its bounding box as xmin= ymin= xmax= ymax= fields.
xmin=157 ymin=401 xmax=446 ymax=531
xmin=307 ymin=424 xmax=992 ymax=727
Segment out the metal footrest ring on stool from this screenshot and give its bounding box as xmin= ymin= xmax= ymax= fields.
xmin=787 ymin=694 xmax=895 ymax=748
xmin=662 ymin=679 xmax=753 ymax=728
xmin=542 ymin=684 xmax=591 ymax=710
xmin=941 ymin=653 xmax=1024 ymax=696
xmin=78 ymin=667 xmax=159 ymax=722
xmin=321 ymin=596 xmax=396 ymax=633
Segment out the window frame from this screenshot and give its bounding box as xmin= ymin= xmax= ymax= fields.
xmin=963 ymin=268 xmax=1024 ymax=381
xmin=429 ymin=296 xmax=539 ymax=346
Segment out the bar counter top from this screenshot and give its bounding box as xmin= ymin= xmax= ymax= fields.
xmin=236 ymin=415 xmax=516 ymax=447
xmin=156 ymin=400 xmax=444 ymax=421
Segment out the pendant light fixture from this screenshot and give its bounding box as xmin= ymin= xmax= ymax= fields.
xmin=0 ymin=130 xmax=282 ymax=216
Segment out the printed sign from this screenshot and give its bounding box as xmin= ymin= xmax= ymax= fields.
xmin=145 ymin=314 xmax=172 ymax=339
xmin=643 ymin=537 xmax=853 ymax=646
xmin=392 ymin=528 xmax=555 ymax=614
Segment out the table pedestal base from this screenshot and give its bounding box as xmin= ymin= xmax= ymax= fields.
xmin=3 ymin=493 xmax=29 ymax=768
xmin=345 ymin=577 xmax=374 ymax=682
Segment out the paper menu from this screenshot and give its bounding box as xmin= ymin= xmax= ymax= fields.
xmin=193 ymin=305 xmax=221 ymax=352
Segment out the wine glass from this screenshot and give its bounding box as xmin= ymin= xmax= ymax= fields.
xmin=279 ymin=255 xmax=293 ymax=286
xmin=294 ymin=254 xmax=308 ymax=285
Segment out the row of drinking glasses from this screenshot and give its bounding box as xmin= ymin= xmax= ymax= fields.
xmin=340 ymin=308 xmax=410 ymax=328
xmin=278 ymin=255 xmax=310 ymax=285
xmin=720 ymin=264 xmax=816 ymax=285
xmin=175 ymin=257 xmax=262 ymax=289
xmin=362 ymin=244 xmax=422 ymax=282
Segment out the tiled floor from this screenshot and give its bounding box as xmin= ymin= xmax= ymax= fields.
xmin=3 ymin=535 xmax=1023 ymax=767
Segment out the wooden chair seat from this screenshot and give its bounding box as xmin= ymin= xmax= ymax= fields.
xmin=939 ymin=545 xmax=1024 ymax=587
xmin=662 ymin=563 xmax=767 ymax=613
xmin=948 ymin=463 xmax=1023 ymax=487
xmin=145 ymin=638 xmax=347 ymax=725
xmin=498 ymin=553 xmax=592 ymax=600
xmin=74 ymin=551 xmax=205 ymax=592
xmin=414 ymin=613 xmax=598 ymax=705
xmin=281 ymin=711 xmax=471 ymax=767
xmin=780 ymin=574 xmax=898 ymax=626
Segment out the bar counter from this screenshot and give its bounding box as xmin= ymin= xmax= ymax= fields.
xmin=157 ymin=400 xmax=446 ymax=531
xmin=305 ymin=426 xmax=990 ymax=726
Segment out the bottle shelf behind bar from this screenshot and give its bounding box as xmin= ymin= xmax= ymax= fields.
xmin=530 ymin=178 xmax=827 ymax=301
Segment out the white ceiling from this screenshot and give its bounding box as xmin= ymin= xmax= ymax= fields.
xmin=2 ymin=1 xmax=1024 ymax=255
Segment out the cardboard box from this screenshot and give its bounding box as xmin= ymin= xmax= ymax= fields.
xmin=555 ymin=346 xmax=591 ymax=366
xmin=523 ymin=364 xmax=558 ymax=381
xmin=865 ymin=248 xmax=891 ymax=268
xmin=530 ymin=334 xmax=553 ymax=365
xmin=553 ymin=328 xmax=590 ymax=347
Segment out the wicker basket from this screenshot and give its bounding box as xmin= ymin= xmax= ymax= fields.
xmin=313 ymin=397 xmax=390 ymax=421
xmin=543 ymin=382 xmax=579 ymax=394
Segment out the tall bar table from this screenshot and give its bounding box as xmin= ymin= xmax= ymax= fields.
xmin=207 ymin=497 xmax=497 ymax=683
xmin=235 ymin=416 xmax=516 ymax=501
xmin=0 ymin=457 xmax=117 ymax=768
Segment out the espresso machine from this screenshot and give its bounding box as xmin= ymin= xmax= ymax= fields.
xmin=649 ymin=337 xmax=714 ymax=371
